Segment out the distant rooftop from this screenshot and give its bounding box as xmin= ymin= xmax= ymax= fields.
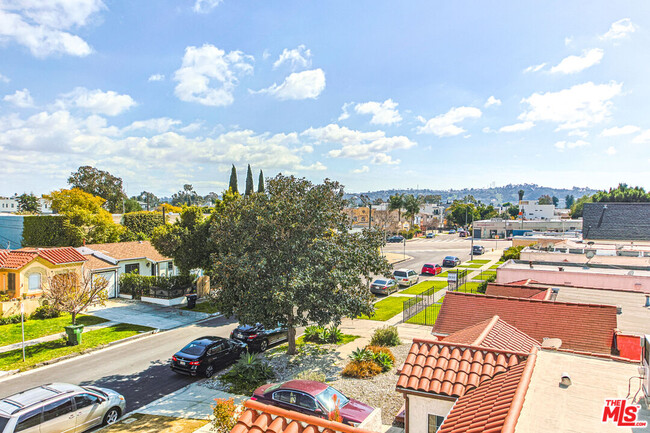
xmin=584 ymin=202 xmax=650 ymax=241
xmin=501 ymin=260 xmax=650 ymax=277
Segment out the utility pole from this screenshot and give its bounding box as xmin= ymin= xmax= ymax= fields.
xmin=470 ymin=210 xmax=474 ymax=261
xmin=368 ymin=202 xmax=372 ymax=229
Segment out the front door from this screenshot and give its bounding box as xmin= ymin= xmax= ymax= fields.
xmin=73 ymin=393 xmax=103 ymax=432
xmin=41 ymin=397 xmax=76 ymax=433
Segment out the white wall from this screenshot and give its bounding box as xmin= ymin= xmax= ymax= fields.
xmin=407 ymin=394 xmax=455 ymax=433
xmin=518 ymin=203 xmax=555 ymax=220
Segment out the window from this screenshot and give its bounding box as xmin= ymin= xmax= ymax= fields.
xmin=124 ymin=264 xmax=140 ymax=274
xmin=8 ymin=273 xmax=16 ymax=292
xmin=207 ymin=343 xmax=224 ymax=356
xmin=15 ymin=408 xmax=42 ymax=432
xmin=273 ymin=391 xmax=293 ymax=404
xmin=428 ymin=414 xmax=445 ymax=433
xmin=43 ymin=398 xmax=74 ymax=421
xmin=168 ymin=262 xmax=173 ymax=270
xmin=297 ymin=394 xmax=317 ymax=410
xmin=28 ymin=273 xmax=42 ymax=292
xmin=74 ymin=394 xmax=100 ymax=410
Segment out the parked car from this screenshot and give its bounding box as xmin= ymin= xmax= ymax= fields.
xmin=458 ymin=230 xmax=467 ymax=237
xmin=421 ymin=263 xmax=442 ymax=276
xmin=393 ymin=268 xmax=419 ymax=287
xmin=231 ymin=324 xmax=288 ymax=352
xmin=387 ymin=235 xmax=405 ymax=243
xmin=252 ymin=380 xmax=374 ymax=426
xmin=425 ymin=233 xmax=434 ymax=239
xmin=442 ymin=256 xmax=461 ymax=267
xmin=448 ymin=229 xmax=456 ymax=234
xmin=472 ymin=245 xmax=485 ymax=255
xmin=171 ymin=336 xmax=246 ymax=378
xmin=0 ymin=383 xmax=126 ymax=433
xmin=370 ymin=278 xmax=398 ymax=295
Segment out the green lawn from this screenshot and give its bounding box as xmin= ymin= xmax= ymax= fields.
xmin=458 ymin=263 xmax=483 ymax=268
xmin=489 ymin=261 xmax=505 ymax=270
xmin=0 ymin=314 xmax=108 ymax=347
xmin=359 ymin=296 xmax=412 ymax=321
xmin=183 ymin=301 xmax=220 ymax=314
xmin=467 ymin=259 xmax=491 ymax=264
xmin=401 ymin=280 xmax=448 ymax=295
xmin=457 ymin=282 xmax=483 ymax=293
xmin=472 ymin=271 xmax=497 ymax=281
xmin=0 ymin=323 xmax=154 ymax=371
xmin=437 ymin=269 xmax=457 ymax=278
xmin=295 ymin=334 xmax=360 ymax=346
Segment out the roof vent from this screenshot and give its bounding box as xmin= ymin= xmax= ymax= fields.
xmin=559 ymin=373 xmax=572 ymax=388
xmin=627 ymin=270 xmax=634 ymax=276
xmin=542 ymin=337 xmax=562 ymax=349
xmin=616 ymin=306 xmax=622 ymax=314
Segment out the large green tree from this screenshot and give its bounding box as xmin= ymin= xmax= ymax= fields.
xmin=388 ymin=193 xmax=404 ymax=222
xmin=208 ymin=175 xmax=390 ymax=354
xmin=403 ymin=194 xmax=422 ymax=227
xmin=257 ymin=170 xmax=265 ymax=193
xmin=245 ymin=164 xmax=254 ymax=195
xmin=518 ymin=189 xmax=525 ymax=201
xmin=17 ymin=193 xmax=40 ymax=213
xmin=593 ymin=183 xmax=650 ymax=202
xmin=229 ymin=165 xmax=239 ymax=194
xmin=446 ymin=202 xmax=480 ymax=227
xmin=538 ymin=194 xmax=553 ymax=205
xmin=68 ymin=166 xmax=126 ymax=213
xmin=137 ymin=191 xmax=160 ymax=210
xmin=565 ymin=194 xmax=575 ymax=209
xmin=171 ymin=184 xmax=201 ymax=206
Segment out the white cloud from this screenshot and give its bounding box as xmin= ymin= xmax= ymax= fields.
xmin=519 ymin=81 xmax=622 ymax=130
xmin=193 ymin=0 xmax=222 ymax=13
xmin=338 ymin=102 xmax=353 ymax=121
xmin=354 ymin=99 xmax=402 ymax=125
xmin=273 ymin=45 xmax=312 ymax=70
xmin=416 ymin=106 xmax=482 ymax=136
xmin=256 ymin=69 xmax=325 ymax=100
xmin=498 ymin=121 xmax=534 ymax=133
xmin=565 ymin=37 xmax=573 ymax=46
xmin=554 ymin=140 xmax=589 ymax=151
xmin=523 ymin=63 xmax=546 ymax=73
xmin=352 ymin=165 xmax=369 ymax=174
xmin=601 ymin=125 xmax=640 ymax=137
xmin=371 ymin=153 xmax=400 ymax=165
xmin=601 ymin=18 xmax=636 ymax=40
xmin=550 ymin=48 xmax=604 ymax=74
xmin=0 ymin=73 xmax=9 ymax=83
xmin=148 ymin=74 xmax=165 ymax=82
xmin=262 ymin=50 xmax=270 ymax=60
xmin=3 ymin=88 xmax=34 ymax=107
xmin=606 ymin=146 xmax=617 ymax=155
xmin=123 ymin=118 xmax=181 ymax=134
xmin=57 ymin=87 xmax=136 ymax=116
xmin=485 ymin=96 xmax=501 ymax=107
xmin=567 ymin=129 xmax=589 ymax=138
xmin=0 ymin=0 xmax=104 ymax=57
xmin=302 ymin=123 xmax=415 ymax=163
xmin=632 ymin=130 xmax=650 ymax=144
xmin=173 ymin=44 xmax=254 ymax=106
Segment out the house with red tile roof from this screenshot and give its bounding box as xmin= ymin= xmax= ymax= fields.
xmin=484 ymin=283 xmax=551 ymax=300
xmin=442 ymin=315 xmax=540 ymax=353
xmin=432 ymin=292 xmax=618 ymax=355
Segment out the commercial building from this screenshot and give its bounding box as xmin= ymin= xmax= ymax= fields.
xmin=518 ymin=200 xmax=555 ymax=220
xmin=472 ymin=218 xmax=582 ymax=239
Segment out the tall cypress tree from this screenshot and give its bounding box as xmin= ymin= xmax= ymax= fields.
xmin=257 ymin=170 xmax=265 ymax=193
xmin=245 ymin=164 xmax=254 ymax=195
xmin=229 ymin=165 xmax=239 ymax=194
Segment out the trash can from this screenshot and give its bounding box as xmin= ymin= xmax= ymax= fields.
xmin=186 ymin=293 xmax=198 ymax=309
xmin=65 ymin=324 xmax=84 ymax=346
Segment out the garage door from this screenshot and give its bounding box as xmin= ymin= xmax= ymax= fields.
xmin=94 ymin=272 xmax=117 ymax=298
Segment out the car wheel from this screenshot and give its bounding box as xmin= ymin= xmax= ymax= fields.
xmin=259 ymin=339 xmax=269 ymax=352
xmin=103 ymin=407 xmax=121 ymax=425
xmin=204 ymin=364 xmax=215 ymax=378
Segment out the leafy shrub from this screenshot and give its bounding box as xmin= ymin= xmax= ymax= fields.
xmin=367 ymin=346 xmax=395 ymax=372
xmin=342 ymin=360 xmax=382 ymax=378
xmin=30 ymin=305 xmax=61 ymax=320
xmin=119 ymin=273 xmax=193 ymax=299
xmin=303 ymin=325 xmax=343 ymax=344
xmin=500 ymin=245 xmax=525 ymax=261
xmin=476 ymin=274 xmax=496 ymax=294
xmin=0 ymin=314 xmax=24 ymax=325
xmin=22 ymin=215 xmax=84 ymax=247
xmin=212 ymin=397 xmax=240 ymax=433
xmin=366 ymin=346 xmax=396 ymax=364
xmin=122 ymin=211 xmax=165 ymax=239
xmin=349 ymin=347 xmax=372 ymax=362
xmin=303 ymin=325 xmax=321 ymax=342
xmin=327 ymin=325 xmax=343 ymax=343
xmin=294 ymin=370 xmax=326 ymax=382
xmin=219 ymin=352 xmax=274 ymax=394
xmin=370 ymin=326 xmax=401 ymax=347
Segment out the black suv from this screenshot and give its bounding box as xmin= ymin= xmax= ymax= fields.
xmin=231 ymin=323 xmax=288 ymax=352
xmin=472 ymin=245 xmax=485 ymax=255
xmin=387 ymin=235 xmax=405 ymax=243
xmin=171 ymin=336 xmax=246 ymax=378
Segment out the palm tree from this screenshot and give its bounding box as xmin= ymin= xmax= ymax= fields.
xmin=388 ymin=194 xmax=404 ymax=222
xmin=518 ymin=189 xmax=525 ymax=202
xmin=403 ymin=194 xmax=423 ymax=228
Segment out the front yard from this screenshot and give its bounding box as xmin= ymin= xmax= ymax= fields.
xmin=401 ymin=280 xmax=448 ymax=295
xmin=0 ymin=314 xmax=108 ymax=347
xmin=359 ymin=296 xmax=412 ymax=321
xmin=0 ymin=323 xmax=153 ymax=371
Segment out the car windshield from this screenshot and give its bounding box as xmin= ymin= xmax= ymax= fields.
xmin=83 ymin=386 xmax=107 ymax=397
xmin=0 ymin=416 xmax=8 ymax=430
xmin=316 ymin=386 xmax=350 ymax=412
xmin=393 ymin=271 xmax=407 ymax=277
xmin=444 ymin=256 xmax=454 ymax=260
xmin=180 ymin=342 xmax=206 ymax=356
xmin=423 ymin=264 xmax=432 ymax=268
xmin=373 ymin=279 xmax=387 ymax=285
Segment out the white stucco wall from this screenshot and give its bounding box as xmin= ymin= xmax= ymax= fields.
xmin=407 ymin=394 xmax=455 ymax=433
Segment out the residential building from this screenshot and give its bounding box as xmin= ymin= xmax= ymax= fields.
xmin=583 ymin=202 xmax=650 ymax=241
xmin=416 ymin=204 xmax=446 ymax=231
xmin=472 ymin=218 xmax=582 ymax=239
xmin=0 ymin=195 xmax=53 ymax=214
xmin=518 ymin=199 xmax=555 ymax=220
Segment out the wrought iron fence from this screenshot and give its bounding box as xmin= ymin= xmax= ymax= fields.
xmin=403 ymin=285 xmax=442 ymax=326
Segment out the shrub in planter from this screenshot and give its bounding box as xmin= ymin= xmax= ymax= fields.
xmin=30 ymin=305 xmax=61 ymax=320
xmin=212 ymin=397 xmax=241 ymax=433
xmin=342 ymin=360 xmax=382 ymax=378
xmin=370 ymin=325 xmax=401 ymax=347
xmin=219 ymin=352 xmax=274 ymax=394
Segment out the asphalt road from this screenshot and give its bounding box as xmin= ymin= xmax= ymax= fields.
xmin=0 ymin=315 xmax=240 ymax=413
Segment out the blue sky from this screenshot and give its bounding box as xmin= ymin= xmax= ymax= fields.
xmin=1 ymin=1 xmax=649 ymax=197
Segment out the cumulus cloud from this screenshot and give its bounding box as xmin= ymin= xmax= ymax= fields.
xmin=354 ymin=99 xmax=402 ymax=125
xmin=302 ymin=123 xmax=414 ymax=163
xmin=523 ymin=63 xmax=546 ymax=73
xmin=606 ymin=146 xmax=617 ymax=155
xmin=371 ymin=153 xmax=399 ymax=165
xmin=193 ymin=0 xmax=222 ymax=13
xmin=3 ymin=88 xmax=34 ymax=107
xmin=550 ymin=48 xmax=604 ymax=74
xmin=148 ymin=74 xmax=165 ymax=82
xmin=498 ymin=121 xmax=534 ymax=133
xmin=57 ymin=87 xmax=136 ymax=116
xmin=554 ymin=140 xmax=589 ymax=151
xmin=273 ymin=45 xmax=312 ymax=70
xmin=601 ymin=18 xmax=636 ymax=40
xmin=601 ymin=125 xmax=640 ymax=137
xmin=338 ymin=102 xmax=353 ymax=121
xmin=0 ymin=0 xmax=104 ymax=57
xmin=0 ymin=73 xmax=9 ymax=83
xmin=256 ymin=69 xmax=325 ymax=100
xmin=519 ymin=81 xmax=622 ymax=130
xmin=567 ymin=129 xmax=589 ymax=138
xmin=485 ymin=96 xmax=501 ymax=107
xmin=174 ymin=44 xmax=254 ymax=106
xmin=632 ymin=130 xmax=650 ymax=144
xmin=352 ymin=165 xmax=369 ymax=174
xmin=123 ymin=118 xmax=182 ymax=134
xmin=416 ymin=106 xmax=482 ymax=136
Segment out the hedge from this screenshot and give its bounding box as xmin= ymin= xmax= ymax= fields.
xmin=122 ymin=211 xmax=165 ymax=239
xmin=119 ymin=273 xmax=193 ymax=299
xmin=22 ymin=215 xmax=84 ymax=247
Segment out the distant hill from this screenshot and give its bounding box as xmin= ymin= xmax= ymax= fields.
xmin=346 ymin=183 xmax=599 ymax=206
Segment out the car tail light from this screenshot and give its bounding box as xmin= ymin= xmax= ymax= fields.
xmin=248 ymin=334 xmax=258 ymax=340
xmin=189 ymin=361 xmax=200 ymax=366
xmin=172 ymin=356 xmax=177 ymax=362
xmin=251 ymin=396 xmax=257 ymax=401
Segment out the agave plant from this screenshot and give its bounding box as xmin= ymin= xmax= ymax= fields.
xmin=372 ymin=351 xmax=394 ymax=372
xmin=327 ymin=325 xmax=343 ymax=344
xmin=349 ymin=347 xmax=371 ymax=362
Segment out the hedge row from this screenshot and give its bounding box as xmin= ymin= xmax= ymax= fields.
xmin=119 ymin=273 xmax=193 ymax=299
xmin=122 ymin=211 xmax=165 ymax=239
xmin=22 ymin=215 xmax=84 ymax=247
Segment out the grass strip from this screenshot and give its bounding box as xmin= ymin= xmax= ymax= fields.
xmin=401 ymin=280 xmax=448 ymax=295
xmin=359 ymin=296 xmax=412 ymax=321
xmin=0 ymin=314 xmax=108 ymax=347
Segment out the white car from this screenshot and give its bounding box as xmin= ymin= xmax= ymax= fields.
xmin=393 ymin=269 xmax=419 ymax=287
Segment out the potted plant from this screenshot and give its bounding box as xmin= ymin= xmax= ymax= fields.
xmin=44 ymin=271 xmax=108 ymax=346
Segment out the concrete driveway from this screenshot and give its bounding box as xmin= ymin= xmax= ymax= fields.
xmin=87 ymin=299 xmax=213 ymax=330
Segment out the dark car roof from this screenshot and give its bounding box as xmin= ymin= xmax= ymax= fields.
xmin=444 ymin=256 xmax=458 ymax=260
xmin=193 ymin=336 xmax=226 ymax=345
xmin=266 ymin=380 xmax=329 ymax=396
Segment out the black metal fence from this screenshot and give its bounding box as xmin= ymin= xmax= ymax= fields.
xmin=403 ymin=285 xmax=442 ymax=325
xmin=446 ymin=269 xmax=468 ymax=291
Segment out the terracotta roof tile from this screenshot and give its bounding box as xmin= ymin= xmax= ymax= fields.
xmin=444 ymin=315 xmax=540 ymax=353
xmin=0 ymin=250 xmax=37 ymax=269
xmin=83 ymin=241 xmax=170 ymax=262
xmin=432 ymin=292 xmax=617 ymax=354
xmin=231 ymin=400 xmax=378 ymax=433
xmin=485 ymin=283 xmax=548 ymax=299
xmin=396 ymin=338 xmax=529 ymax=397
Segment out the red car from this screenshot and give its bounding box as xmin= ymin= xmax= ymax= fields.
xmin=252 ymin=380 xmax=374 ymax=426
xmin=421 ymin=263 xmax=442 ymax=275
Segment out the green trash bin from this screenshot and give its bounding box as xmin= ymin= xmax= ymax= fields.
xmin=65 ymin=324 xmax=84 ymax=346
